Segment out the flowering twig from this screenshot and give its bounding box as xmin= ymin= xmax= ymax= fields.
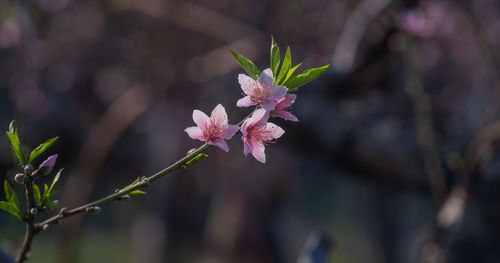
xmin=2 ymin=37 xmax=329 ymax=263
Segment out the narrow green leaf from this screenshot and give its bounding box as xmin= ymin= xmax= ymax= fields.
xmin=186 ymin=153 xmax=208 ymax=166
xmin=33 ymin=184 xmax=41 ymax=204
xmin=0 ymin=201 xmax=23 ymax=220
xmin=230 ymin=51 xmax=261 ymax=80
xmin=49 ymin=168 xmax=63 ymax=193
xmin=283 ymin=65 xmax=330 ymax=92
xmin=129 ymin=190 xmax=146 ymax=195
xmin=29 ymin=137 xmax=59 ymax=163
xmin=41 ymin=184 xmax=49 ymax=207
xmin=6 ymin=122 xmax=27 ymax=165
xmin=276 ymin=47 xmax=292 ymax=85
xmin=270 ymin=36 xmax=280 ymax=79
xmin=284 ymin=63 xmax=302 ymax=83
xmin=4 ymin=180 xmax=19 ymax=211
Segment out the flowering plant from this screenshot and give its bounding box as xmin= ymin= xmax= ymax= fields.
xmin=0 ymin=37 xmax=328 ymax=263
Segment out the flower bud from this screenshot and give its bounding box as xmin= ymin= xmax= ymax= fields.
xmin=24 ymin=164 xmax=34 ymax=175
xmin=42 ymin=224 xmax=49 ymax=231
xmin=85 ymin=206 xmax=101 ymax=214
xmin=30 ymin=207 xmax=39 ymax=215
xmin=38 ymin=155 xmax=58 ymax=176
xmin=15 ymin=173 xmax=26 ymax=184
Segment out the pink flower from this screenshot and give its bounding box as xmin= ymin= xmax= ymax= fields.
xmin=241 ymin=109 xmax=285 ymax=163
xmin=185 ymin=104 xmax=239 ymax=152
xmin=237 ymin=68 xmax=288 ymax=111
xmin=271 ymin=94 xmax=299 ymax=122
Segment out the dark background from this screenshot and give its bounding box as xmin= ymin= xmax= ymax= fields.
xmin=1 ymin=0 xmax=500 ymax=262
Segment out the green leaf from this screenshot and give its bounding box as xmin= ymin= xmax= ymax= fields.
xmin=270 ymin=36 xmax=280 ymax=79
xmin=129 ymin=190 xmax=146 ymax=195
xmin=0 ymin=201 xmax=23 ymax=220
xmin=33 ymin=184 xmax=41 ymax=204
xmin=29 ymin=137 xmax=59 ymax=163
xmin=45 ymin=199 xmax=59 ymax=209
xmin=4 ymin=180 xmax=19 ymax=211
xmin=276 ymin=47 xmax=292 ymax=85
xmin=41 ymin=184 xmax=49 ymax=207
xmin=49 ymin=168 xmax=63 ymax=193
xmin=230 ymin=51 xmax=261 ymax=80
xmin=186 ymin=153 xmax=208 ymax=166
xmin=6 ymin=121 xmax=27 ymax=165
xmin=283 ymin=65 xmax=330 ymax=92
xmin=284 ymin=63 xmax=302 ymax=83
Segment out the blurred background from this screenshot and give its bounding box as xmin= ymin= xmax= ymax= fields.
xmin=1 ymin=0 xmax=500 ymax=262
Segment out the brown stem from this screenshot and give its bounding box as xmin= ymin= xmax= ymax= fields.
xmin=35 ymin=143 xmax=211 ymax=228
xmin=16 ymin=180 xmax=37 ymax=263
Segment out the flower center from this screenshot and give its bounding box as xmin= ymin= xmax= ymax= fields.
xmin=250 ymin=84 xmax=270 ymax=102
xmin=203 ymin=118 xmax=227 ymax=141
xmin=249 ymin=126 xmax=275 ymax=145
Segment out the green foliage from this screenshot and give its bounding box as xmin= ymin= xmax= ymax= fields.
xmin=33 ymin=184 xmax=41 ymax=204
xmin=230 ymin=51 xmax=261 ymax=80
xmin=29 ymin=137 xmax=59 ymax=164
xmin=39 ymin=169 xmax=63 ymax=209
xmin=232 ymin=37 xmax=329 ymax=91
xmin=284 ymin=63 xmax=302 ymax=83
xmin=275 ymin=47 xmax=292 ymax=85
xmin=284 ymin=65 xmax=331 ymax=92
xmin=270 ymin=36 xmax=280 ymax=79
xmin=129 ymin=190 xmax=146 ymax=195
xmin=0 ymin=180 xmax=23 ymax=220
xmin=186 ymin=153 xmax=208 ymax=166
xmin=6 ymin=121 xmax=27 ymax=166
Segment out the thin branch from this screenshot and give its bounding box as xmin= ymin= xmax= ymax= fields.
xmin=35 ymin=143 xmax=211 ymax=228
xmin=16 ymin=180 xmax=36 ymax=263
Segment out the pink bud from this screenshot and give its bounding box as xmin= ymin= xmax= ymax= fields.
xmin=39 ymin=154 xmax=58 ymax=175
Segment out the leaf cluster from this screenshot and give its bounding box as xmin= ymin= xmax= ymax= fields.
xmin=1 ymin=121 xmax=61 ymax=220
xmin=231 ymin=36 xmax=330 ymax=92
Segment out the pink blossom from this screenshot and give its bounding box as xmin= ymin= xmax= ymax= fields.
xmin=185 ymin=104 xmax=239 ymax=152
xmin=241 ymin=109 xmax=285 ymax=163
xmin=237 ymin=68 xmax=288 ymax=111
xmin=271 ymin=94 xmax=298 ymax=122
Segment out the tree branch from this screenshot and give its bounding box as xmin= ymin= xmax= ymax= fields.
xmin=16 ymin=180 xmax=37 ymax=263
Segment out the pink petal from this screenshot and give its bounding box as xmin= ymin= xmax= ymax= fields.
xmin=248 ymin=109 xmax=269 ymax=128
xmin=210 ymin=139 xmax=229 ymax=152
xmin=266 ymin=123 xmax=285 ymax=139
xmin=237 ymin=96 xmax=257 ymax=108
xmin=281 ymin=94 xmax=297 ymax=108
xmin=193 ymin=110 xmax=209 ymax=129
xmin=185 ymin=126 xmax=206 ymax=141
xmin=221 ymin=124 xmax=239 ymax=140
xmin=258 ymin=68 xmax=274 ymax=87
xmin=278 ymin=111 xmax=299 ymax=122
xmin=260 ymin=100 xmax=276 ymax=111
xmin=251 ymin=139 xmax=266 ymax=163
xmin=211 ymin=104 xmax=228 ymax=125
xmin=242 ymin=136 xmax=252 ymax=156
xmin=238 ymin=74 xmax=256 ymax=95
xmin=267 ymin=85 xmax=288 ymax=101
